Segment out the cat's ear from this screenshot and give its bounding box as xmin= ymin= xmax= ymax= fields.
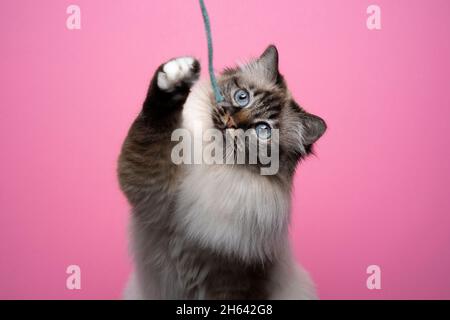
xmin=256 ymin=45 xmax=279 ymax=82
xmin=300 ymin=113 xmax=327 ymax=146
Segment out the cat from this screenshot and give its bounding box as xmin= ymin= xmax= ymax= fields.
xmin=118 ymin=45 xmax=326 ymax=299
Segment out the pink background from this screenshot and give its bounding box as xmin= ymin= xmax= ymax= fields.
xmin=1 ymin=0 xmax=450 ymax=299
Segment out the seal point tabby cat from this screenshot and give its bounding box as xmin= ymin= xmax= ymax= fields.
xmin=118 ymin=45 xmax=326 ymax=299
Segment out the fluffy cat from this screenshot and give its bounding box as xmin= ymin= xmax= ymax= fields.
xmin=118 ymin=45 xmax=326 ymax=299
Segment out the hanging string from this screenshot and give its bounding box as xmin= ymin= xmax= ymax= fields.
xmin=199 ymin=0 xmax=224 ymax=103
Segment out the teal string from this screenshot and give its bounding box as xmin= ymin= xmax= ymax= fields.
xmin=199 ymin=0 xmax=224 ymax=103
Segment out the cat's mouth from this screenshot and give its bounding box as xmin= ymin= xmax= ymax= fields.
xmin=212 ymin=111 xmax=238 ymax=132
xmin=222 ymin=114 xmax=238 ymax=130
xmin=211 ymin=113 xmax=244 ymax=149
xmin=215 ymin=123 xmax=241 ymax=143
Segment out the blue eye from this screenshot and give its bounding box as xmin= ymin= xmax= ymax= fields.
xmin=234 ymin=89 xmax=250 ymax=107
xmin=255 ymin=122 xmax=272 ymax=140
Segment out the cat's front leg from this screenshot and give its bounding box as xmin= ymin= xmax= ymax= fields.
xmin=143 ymin=57 xmax=200 ymax=119
xmin=118 ymin=56 xmax=200 ymax=207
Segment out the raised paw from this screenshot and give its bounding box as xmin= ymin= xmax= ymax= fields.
xmin=157 ymin=57 xmax=200 ymax=92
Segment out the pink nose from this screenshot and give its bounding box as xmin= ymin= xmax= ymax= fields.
xmin=225 ymin=115 xmax=237 ymax=129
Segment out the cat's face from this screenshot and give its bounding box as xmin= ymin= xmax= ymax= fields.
xmin=211 ymin=45 xmax=327 ymax=176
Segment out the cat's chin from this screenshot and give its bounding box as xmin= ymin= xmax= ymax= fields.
xmin=212 ymin=124 xmax=227 ymax=135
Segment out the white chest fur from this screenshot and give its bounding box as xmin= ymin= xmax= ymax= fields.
xmin=175 ymin=82 xmax=290 ymax=261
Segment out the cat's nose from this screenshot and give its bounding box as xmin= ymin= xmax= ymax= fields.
xmin=224 ymin=114 xmax=237 ymax=129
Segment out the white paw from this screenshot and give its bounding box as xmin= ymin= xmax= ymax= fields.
xmin=157 ymin=57 xmax=199 ymax=91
